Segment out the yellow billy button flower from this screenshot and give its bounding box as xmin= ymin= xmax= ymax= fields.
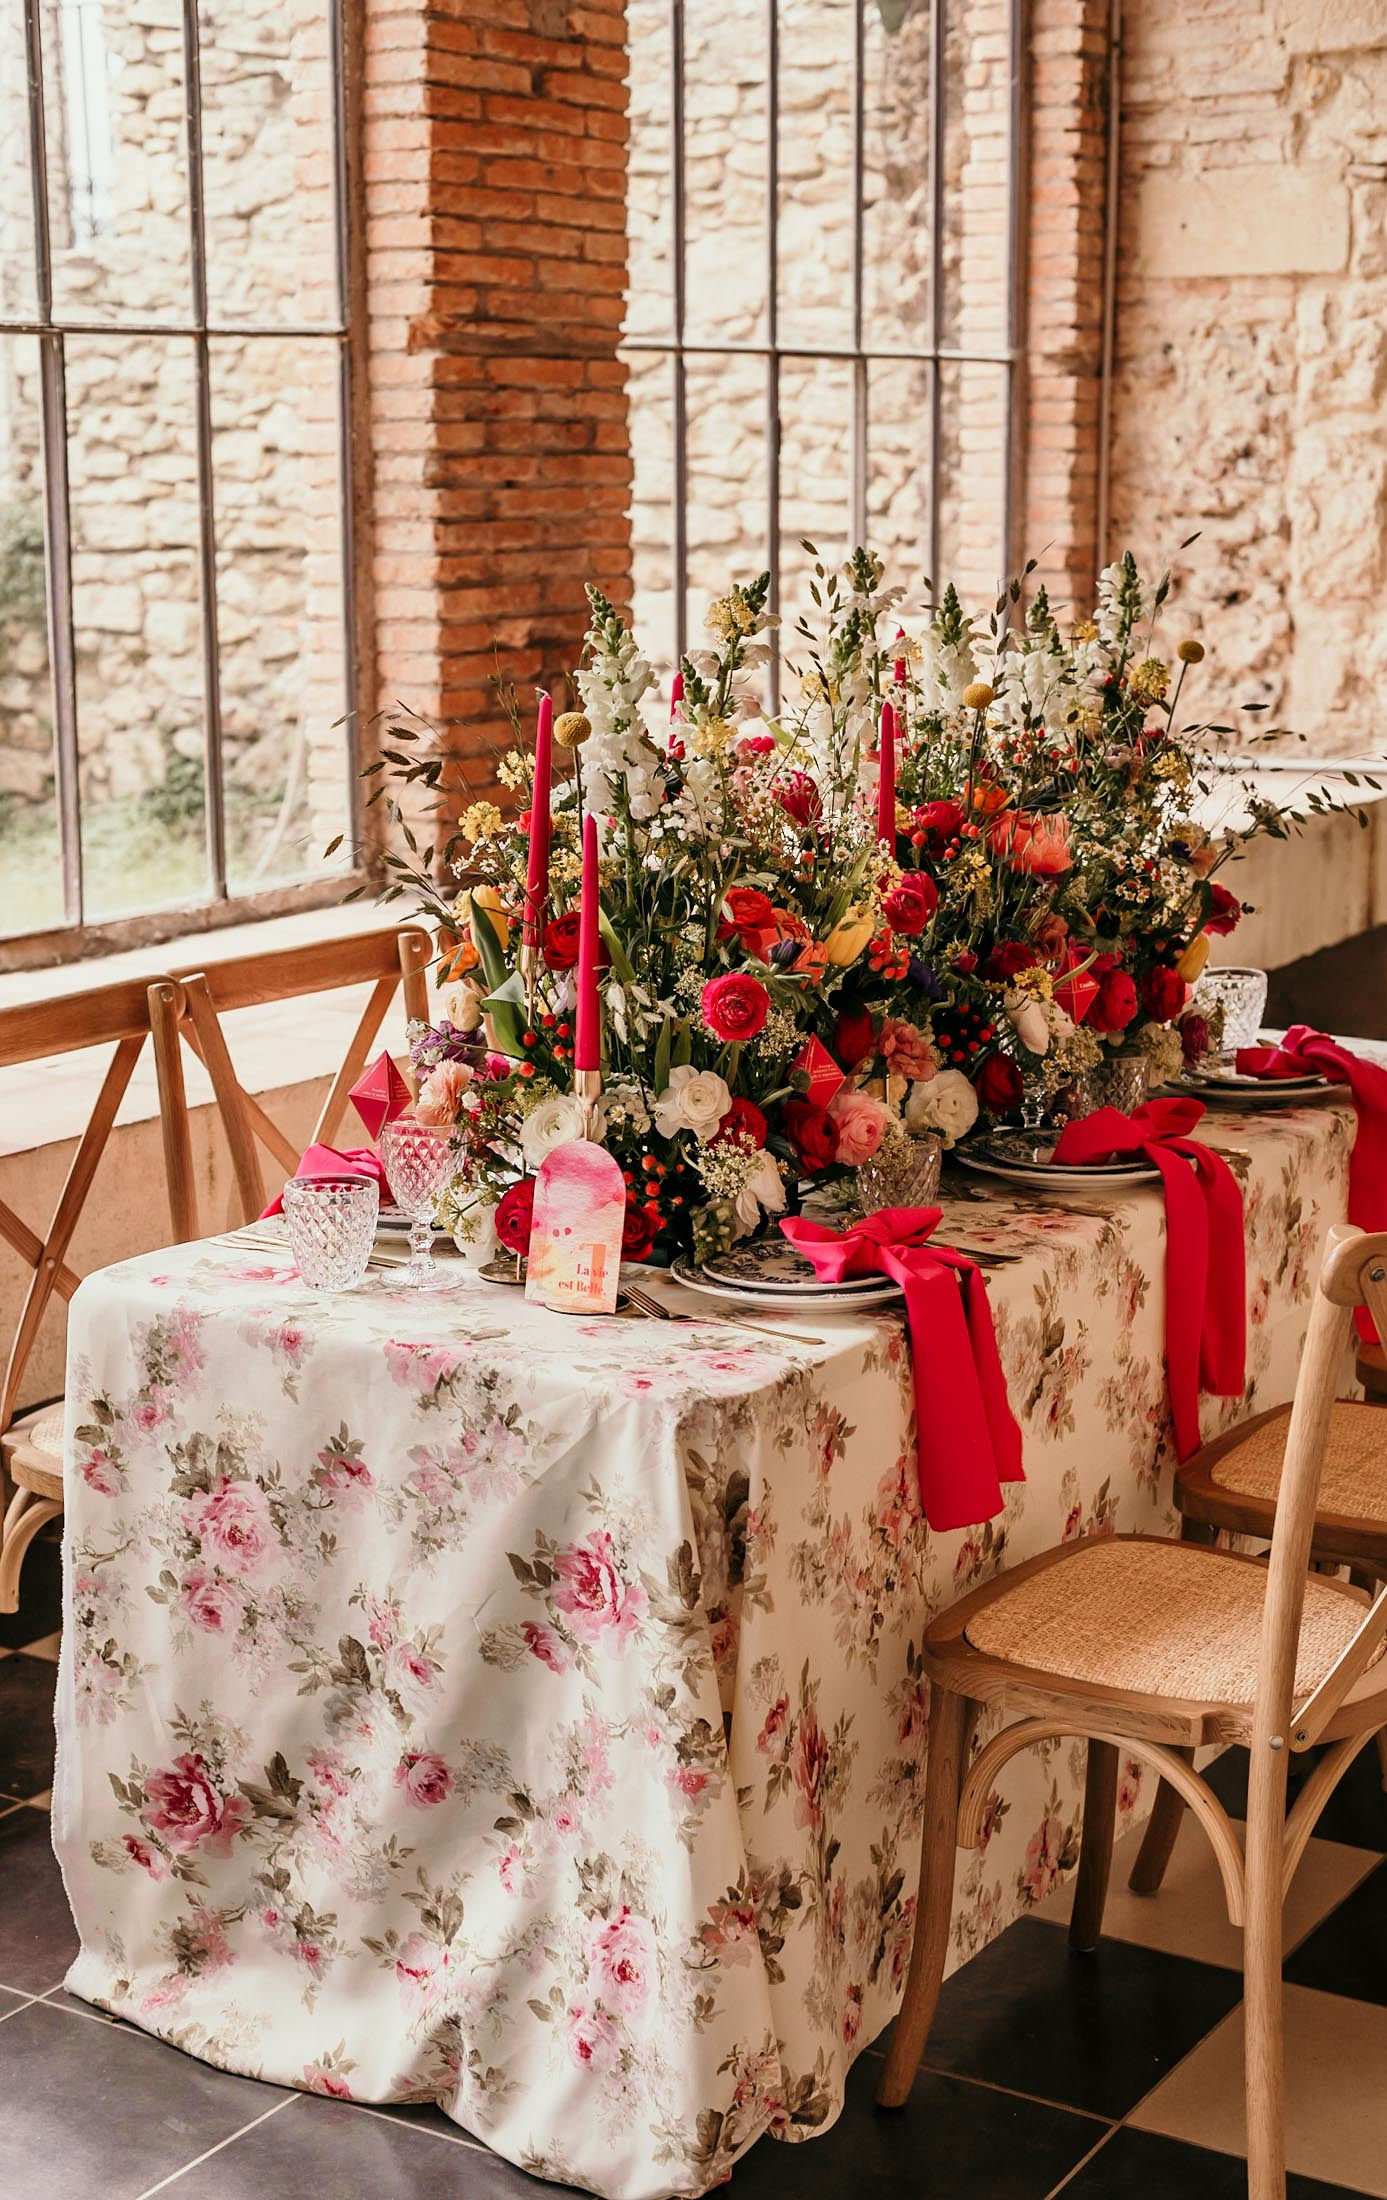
xmin=553 ymin=710 xmax=591 ymax=749
xmin=1176 ymin=932 xmax=1211 ymax=983
xmin=823 ymin=909 xmax=875 ymax=965
xmin=1177 ymin=638 xmax=1205 ymax=664
xmin=467 ymin=884 xmax=511 ymax=952
xmin=962 ymin=681 xmax=995 ymax=712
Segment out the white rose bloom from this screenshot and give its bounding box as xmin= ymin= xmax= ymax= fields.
xmin=520 ymin=1093 xmax=591 ymax=1168
xmin=652 ymin=1062 xmax=733 ymax=1142
xmin=904 ymin=1068 xmax=979 ymax=1149
xmin=733 ymin=1148 xmax=787 ymax=1236
xmin=1006 ymin=993 xmax=1052 ymax=1057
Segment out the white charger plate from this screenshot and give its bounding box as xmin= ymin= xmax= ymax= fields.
xmin=669 ymin=1256 xmax=903 ymax=1314
xmin=955 ymin=1133 xmax=1160 ymax=1192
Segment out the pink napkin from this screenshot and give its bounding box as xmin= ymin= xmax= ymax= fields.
xmin=259 ymin=1144 xmax=390 ymax=1218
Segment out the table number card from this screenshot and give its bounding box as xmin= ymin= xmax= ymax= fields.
xmin=524 ymin=1140 xmax=626 ymax=1315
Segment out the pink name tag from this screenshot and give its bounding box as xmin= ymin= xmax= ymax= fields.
xmin=524 ymin=1142 xmax=626 ymax=1315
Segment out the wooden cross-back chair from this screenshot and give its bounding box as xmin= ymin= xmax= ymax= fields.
xmin=150 ymin=925 xmax=432 ymax=1227
xmin=0 ymin=977 xmax=196 ymax=1611
xmin=879 ymin=1223 xmax=1387 ymax=2200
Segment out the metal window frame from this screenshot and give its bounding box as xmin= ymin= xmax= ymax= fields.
xmin=622 ymin=0 xmax=1027 ymax=701
xmin=2 ymin=0 xmax=363 ymax=963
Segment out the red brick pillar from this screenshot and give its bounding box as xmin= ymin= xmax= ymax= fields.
xmin=361 ymin=0 xmax=633 ymax=798
xmin=1021 ymin=0 xmax=1110 ymax=610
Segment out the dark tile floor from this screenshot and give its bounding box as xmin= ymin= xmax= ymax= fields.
xmin=2 ymin=1536 xmax=1384 ymax=2199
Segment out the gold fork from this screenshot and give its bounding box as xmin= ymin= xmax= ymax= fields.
xmin=621 ymin=1279 xmax=826 ymax=1346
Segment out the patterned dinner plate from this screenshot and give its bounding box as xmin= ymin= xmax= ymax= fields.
xmin=376 ymin=1203 xmax=450 ymax=1241
xmin=954 ymin=1133 xmax=1161 ymax=1191
xmin=669 ymin=1256 xmax=903 ymax=1312
xmin=699 ymin=1236 xmax=890 ymax=1295
xmin=1179 ymin=1066 xmax=1333 ymax=1106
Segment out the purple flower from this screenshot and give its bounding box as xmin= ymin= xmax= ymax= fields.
xmin=768 ymin=937 xmax=799 ymax=969
xmin=907 ymin=957 xmax=942 ymax=999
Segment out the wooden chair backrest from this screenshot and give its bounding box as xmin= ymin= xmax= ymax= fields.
xmin=0 ymin=974 xmax=195 ymax=1434
xmin=154 ymin=924 xmax=432 ymax=1225
xmin=1257 ymin=1223 xmax=1387 ymax=1751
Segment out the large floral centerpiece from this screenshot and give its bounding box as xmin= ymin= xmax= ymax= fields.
xmin=375 ymin=548 xmax=1362 ymax=1265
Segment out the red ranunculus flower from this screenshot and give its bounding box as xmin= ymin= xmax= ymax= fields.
xmin=1088 ymin=969 xmax=1140 ymax=1034
xmin=984 ymin=941 xmax=1039 ymax=982
xmin=1206 ymin=883 xmax=1242 ymax=935
xmin=917 ymin=799 xmax=964 ymax=846
xmin=882 ymin=874 xmax=938 ymax=936
xmin=621 ymin=1201 xmax=658 ymax=1260
xmin=702 ymin=973 xmax=770 ymax=1043
xmin=974 ymin=1054 xmax=1023 ymax=1116
xmin=782 ymin=1099 xmax=840 ymax=1172
xmin=1180 ymin=1013 xmax=1213 ymax=1066
xmin=495 ymin=1178 xmax=535 ymax=1254
xmin=712 ymin=1097 xmax=768 ymax=1149
xmin=835 ymin=1007 xmax=876 ymax=1071
xmin=777 ymin=771 xmax=822 ymax=828
xmin=718 ymin=887 xmax=777 ymax=952
xmin=1140 ymin=965 xmax=1186 ymax=1021
xmin=543 ymin=913 xmax=610 ymax=974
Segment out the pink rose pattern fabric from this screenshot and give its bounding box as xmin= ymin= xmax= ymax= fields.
xmin=54 ymin=1097 xmax=1355 ymax=2199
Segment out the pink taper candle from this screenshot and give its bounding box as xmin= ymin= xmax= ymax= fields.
xmin=523 ymin=693 xmax=553 ymax=953
xmin=574 ymin=810 xmax=602 ymax=1072
xmin=670 ymin=670 xmax=684 ymax=722
xmin=877 ymin=698 xmax=896 ymax=846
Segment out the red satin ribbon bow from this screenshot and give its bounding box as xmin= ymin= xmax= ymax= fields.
xmin=1052 ymin=1098 xmax=1245 ymax=1459
xmin=1237 ymin=1026 xmax=1387 ymax=1341
xmin=259 ymin=1144 xmax=390 ymax=1219
xmin=779 ymin=1206 xmax=1023 ymax=1532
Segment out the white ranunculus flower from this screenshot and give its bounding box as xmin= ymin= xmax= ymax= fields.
xmin=443 ymin=977 xmax=486 ymax=1034
xmin=520 ymin=1093 xmax=591 ymax=1169
xmin=904 ymin=1068 xmax=979 ymax=1149
xmin=450 ymin=1194 xmax=498 ymax=1266
xmin=652 ymin=1063 xmax=733 ymax=1143
xmin=1006 ymin=992 xmax=1052 ymax=1057
xmin=733 ymin=1148 xmax=787 ymax=1236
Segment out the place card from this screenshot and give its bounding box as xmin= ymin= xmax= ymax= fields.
xmin=524 ymin=1141 xmax=626 ymax=1315
xmin=348 ymin=1051 xmax=412 ymax=1139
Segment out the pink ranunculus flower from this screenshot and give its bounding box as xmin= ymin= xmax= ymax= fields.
xmin=878 ymin=1017 xmax=936 ymax=1084
xmin=826 ymin=1087 xmax=888 ymax=1164
xmin=565 ymin=2000 xmax=620 ymax=2075
xmin=415 ymin=1059 xmax=472 ymax=1128
xmin=521 ymin=1620 xmax=573 ymax=1673
xmin=392 ymin=1752 xmax=453 ymax=1808
xmin=585 ymin=1904 xmax=656 ymax=2022
xmin=186 ymin=1476 xmax=274 ymax=1575
xmin=142 ymin=1753 xmax=250 ymax=1856
xmin=178 ymin=1567 xmax=242 ymax=1635
xmin=551 ymin=1530 xmax=646 ymax=1648
xmin=394 ymin=1931 xmax=450 ymax=2019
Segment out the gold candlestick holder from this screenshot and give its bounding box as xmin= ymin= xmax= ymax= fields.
xmin=575 ymin=1066 xmax=602 ymax=1141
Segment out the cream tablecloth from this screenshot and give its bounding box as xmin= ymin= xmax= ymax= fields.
xmin=52 ymin=1097 xmax=1356 ymax=2199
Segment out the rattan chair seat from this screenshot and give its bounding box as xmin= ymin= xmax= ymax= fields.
xmin=2 ymin=1402 xmax=64 ymax=1500
xmin=1204 ymin=1401 xmax=1387 ymax=1521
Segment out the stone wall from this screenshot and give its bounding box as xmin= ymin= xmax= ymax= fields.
xmin=1109 ymin=0 xmax=1387 ymax=754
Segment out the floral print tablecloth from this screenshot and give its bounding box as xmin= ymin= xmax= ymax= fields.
xmin=53 ymin=1099 xmax=1356 ymax=2200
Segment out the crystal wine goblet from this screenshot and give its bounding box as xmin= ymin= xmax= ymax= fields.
xmin=380 ymin=1120 xmax=457 ymax=1290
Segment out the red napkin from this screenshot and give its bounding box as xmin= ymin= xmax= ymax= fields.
xmin=780 ymin=1206 xmax=1024 ymax=1532
xmin=1237 ymin=1025 xmax=1387 ymax=1341
xmin=1052 ymin=1099 xmax=1245 ymax=1459
xmin=259 ymin=1144 xmax=390 ymax=1218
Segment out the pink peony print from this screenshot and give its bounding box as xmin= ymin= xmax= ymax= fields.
xmin=756 ymin=1695 xmax=790 ymax=1759
xmin=791 ymin=1702 xmax=830 ymax=1833
xmin=122 ymin=1834 xmax=168 ymax=1881
xmin=550 ymin=1794 xmax=582 ymax=1841
xmin=385 ymin=1641 xmax=439 ymax=1707
xmin=302 ymin=2064 xmax=353 ymax=2099
xmin=178 ymin=1567 xmax=242 ymax=1635
xmin=186 ymin=1476 xmax=274 ymax=1575
xmin=700 ymin=1895 xmax=758 ymax=1965
xmin=842 ymin=1983 xmax=864 ymax=2046
xmin=364 ymin=1595 xmax=401 ymax=1648
xmin=384 ymin=1340 xmax=461 ymax=1392
xmin=668 ymin=1763 xmax=710 ymax=1806
xmin=307 ymin=1750 xmax=352 ymax=1799
xmin=497 ymin=1843 xmax=534 ymax=1898
xmin=522 ymin=1620 xmax=573 ymax=1673
xmin=131 ymin=1391 xmax=170 ymax=1435
xmin=392 ymin=1752 xmax=453 ymax=1808
xmin=142 ymin=1753 xmax=250 ymax=1856
xmin=1020 ymin=1814 xmax=1068 ymax=1904
xmin=551 ymin=1530 xmax=646 ymax=1648
xmin=565 ymin=2001 xmax=620 ymax=2075
xmin=585 ymin=1906 xmax=656 ymax=2022
xmin=314 ymin=1446 xmax=375 ymax=1505
xmin=80 ymin=1448 xmax=121 ymax=1497
xmin=394 ymin=1932 xmax=450 ymax=2019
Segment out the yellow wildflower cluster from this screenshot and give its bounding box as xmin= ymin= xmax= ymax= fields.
xmin=550 ymin=848 xmax=583 ymax=887
xmin=705 ymin=593 xmax=757 ymax=644
xmin=495 ymin=749 xmax=531 ymax=792
xmin=1064 ymin=699 xmax=1102 ymax=740
xmin=1151 ymin=747 xmax=1192 ymax=787
xmin=1071 ymin=619 xmax=1099 ymax=644
xmin=459 ymin=801 xmax=505 ymax=843
xmin=799 ymin=667 xmax=838 ymax=705
xmin=690 ymin=715 xmax=737 ymax=759
xmin=1127 ymin=656 xmax=1169 ymax=707
xmin=1008 ymin=964 xmax=1054 ymax=1002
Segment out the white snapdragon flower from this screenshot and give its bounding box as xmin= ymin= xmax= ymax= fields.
xmin=904 ymin=1068 xmax=979 ymax=1148
xmin=449 ymin=1192 xmax=498 ymax=1267
xmin=652 ymin=1063 xmax=732 ymax=1142
xmin=520 ymin=1093 xmax=592 ymax=1169
xmin=1005 ymin=991 xmax=1052 ymax=1057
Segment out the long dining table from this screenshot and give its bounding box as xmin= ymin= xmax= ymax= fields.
xmin=51 ymin=1092 xmax=1358 ymax=2200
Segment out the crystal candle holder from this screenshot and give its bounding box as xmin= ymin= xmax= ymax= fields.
xmin=281 ymin=1175 xmax=379 ymax=1292
xmin=1193 ymin=965 xmax=1269 ymax=1056
xmin=856 ymin=1132 xmax=943 ymax=1215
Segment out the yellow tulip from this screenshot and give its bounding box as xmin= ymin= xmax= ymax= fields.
xmin=823 ymin=910 xmax=874 ymax=966
xmin=1176 ymin=932 xmax=1210 ymax=983
xmin=468 ymin=884 xmax=511 ymax=953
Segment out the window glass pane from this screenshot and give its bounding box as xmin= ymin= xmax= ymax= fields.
xmin=939 ymin=0 xmax=1012 ymax=356
xmin=624 ymin=0 xmax=674 ymax=344
xmin=66 ymin=332 xmax=205 ymax=920
xmin=937 ymin=357 xmax=1009 ymax=599
xmin=625 ymin=347 xmax=676 ymax=673
xmin=862 ymin=0 xmax=934 ymax=354
xmin=200 ymin=0 xmax=339 ymax=329
xmin=0 ymin=9 xmax=37 ymax=322
xmin=777 ymin=355 xmax=853 ymax=613
xmin=210 ymin=334 xmax=348 ymax=890
xmin=776 ymin=0 xmax=854 ymax=351
xmin=684 ymin=0 xmax=768 ymax=346
xmin=685 ymin=352 xmax=769 ymax=700
xmin=868 ymin=354 xmax=931 ymax=584
xmin=0 ymin=333 xmax=61 ymax=937
xmin=45 ymin=0 xmax=193 ymax=326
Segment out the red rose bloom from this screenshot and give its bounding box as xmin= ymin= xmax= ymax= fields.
xmin=1088 ymin=969 xmax=1140 ymax=1034
xmin=1206 ymin=883 xmax=1242 ymax=936
xmin=882 ymin=874 xmax=939 ymax=936
xmin=718 ymin=887 xmax=778 ymax=952
xmin=1140 ymin=965 xmax=1186 ymax=1021
xmin=712 ymin=1097 xmax=768 ymax=1149
xmin=974 ymin=1054 xmax=1023 ymax=1116
xmin=495 ymin=1178 xmax=535 ymax=1254
xmin=621 ymin=1201 xmax=658 ymax=1260
xmin=777 ymin=771 xmax=822 ymax=828
xmin=984 ymin=941 xmax=1039 ymax=982
xmin=835 ymin=1007 xmax=876 ymax=1070
xmin=702 ymin=974 xmax=770 ymax=1043
xmin=917 ymin=799 xmax=964 ymax=846
xmin=782 ymin=1099 xmax=840 ymax=1172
